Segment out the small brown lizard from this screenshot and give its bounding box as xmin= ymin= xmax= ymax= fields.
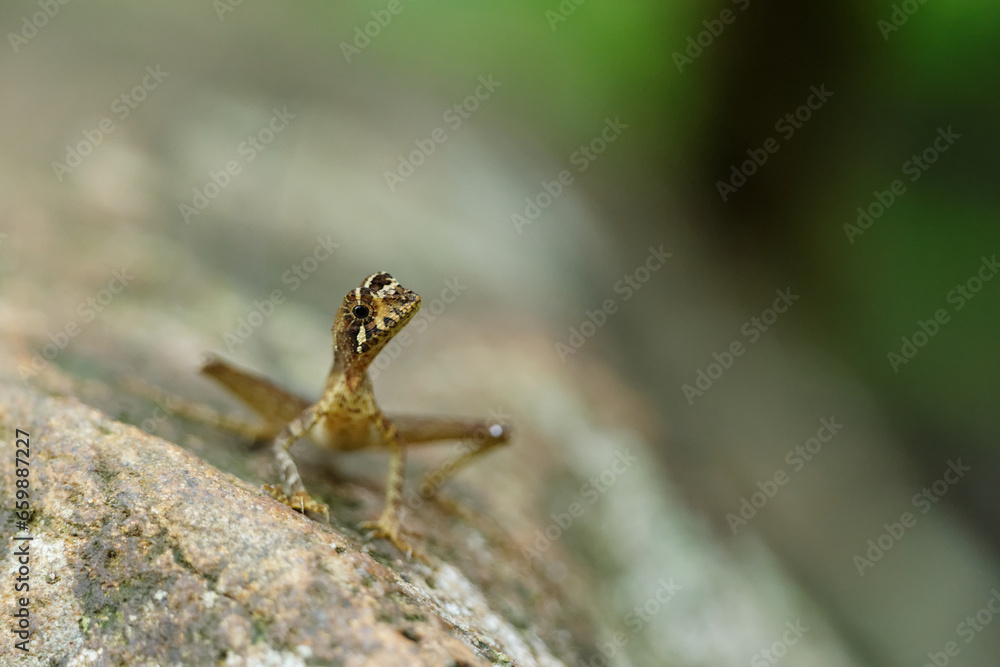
xmin=143 ymin=272 xmax=509 ymax=556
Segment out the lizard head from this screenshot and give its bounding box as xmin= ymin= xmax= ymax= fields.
xmin=334 ymin=272 xmax=420 ymax=369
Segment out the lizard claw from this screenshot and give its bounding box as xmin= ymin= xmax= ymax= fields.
xmin=360 ymin=515 xmax=426 ymax=562
xmin=262 ymin=484 xmax=330 ymax=522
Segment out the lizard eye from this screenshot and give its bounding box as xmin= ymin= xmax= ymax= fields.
xmin=352 ymin=304 xmax=370 ymax=319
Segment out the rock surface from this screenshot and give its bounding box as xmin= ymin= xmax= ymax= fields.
xmin=0 ymin=349 xmax=596 ymax=667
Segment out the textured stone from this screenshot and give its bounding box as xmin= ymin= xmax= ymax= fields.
xmin=0 ymin=353 xmax=594 ymax=666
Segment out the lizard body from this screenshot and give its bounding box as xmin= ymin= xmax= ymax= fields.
xmin=191 ymin=271 xmax=509 ymax=556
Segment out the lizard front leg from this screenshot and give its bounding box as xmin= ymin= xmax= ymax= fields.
xmin=263 ymin=405 xmax=330 ymax=520
xmin=360 ymin=412 xmax=423 ymax=559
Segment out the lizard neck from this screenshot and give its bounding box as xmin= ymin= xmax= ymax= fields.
xmin=330 ymin=344 xmax=371 ymax=394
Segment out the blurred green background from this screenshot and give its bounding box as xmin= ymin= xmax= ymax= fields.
xmin=3 ymin=1 xmax=1000 ymax=666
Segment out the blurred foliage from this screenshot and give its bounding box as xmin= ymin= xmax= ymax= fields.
xmin=311 ymin=0 xmax=676 ymax=156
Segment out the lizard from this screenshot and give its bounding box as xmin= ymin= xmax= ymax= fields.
xmin=135 ymin=271 xmax=509 ymax=557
